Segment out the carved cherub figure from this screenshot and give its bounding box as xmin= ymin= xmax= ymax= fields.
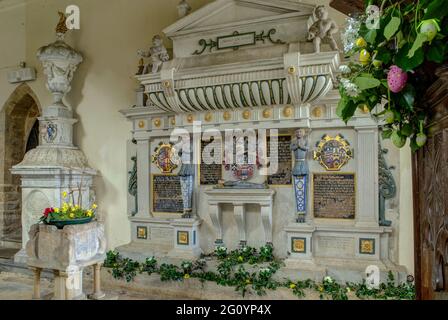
xmin=137 ymin=35 xmax=170 ymax=74
xmin=177 ymin=0 xmax=192 ymax=18
xmin=307 ymin=5 xmax=339 ymax=53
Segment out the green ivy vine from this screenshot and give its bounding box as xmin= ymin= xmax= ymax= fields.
xmin=104 ymin=246 xmax=415 ymax=300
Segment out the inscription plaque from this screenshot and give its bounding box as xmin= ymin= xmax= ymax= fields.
xmin=316 ymin=236 xmax=355 ymax=258
xmin=151 ymin=227 xmax=173 ymax=241
xmin=267 ymin=135 xmax=293 ymax=185
xmin=200 ymin=138 xmax=222 ymax=185
xmin=313 ymin=173 xmax=356 ymax=219
xmin=152 ymin=175 xmax=183 ymax=214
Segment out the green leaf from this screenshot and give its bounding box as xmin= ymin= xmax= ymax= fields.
xmin=365 ymin=29 xmax=377 ymax=44
xmin=408 ymin=33 xmax=428 ymax=58
xmin=376 ymin=49 xmax=392 ymax=64
xmin=427 ymin=42 xmax=446 ymax=63
xmin=400 ymin=124 xmax=413 ymax=137
xmin=337 ymin=96 xmax=357 ymax=123
xmin=382 ymin=130 xmax=393 ymax=139
xmin=395 ymin=44 xmax=424 ymax=71
xmin=401 ymin=85 xmax=416 ymax=111
xmin=354 ymin=77 xmax=381 ymax=90
xmin=423 ymin=0 xmax=448 ymax=20
xmin=384 ymin=17 xmax=401 ymax=40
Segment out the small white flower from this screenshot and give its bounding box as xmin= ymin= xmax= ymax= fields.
xmin=324 ymin=276 xmax=333 ymax=283
xmin=339 ymin=65 xmax=351 ymax=74
xmin=343 ymin=81 xmax=360 ymax=98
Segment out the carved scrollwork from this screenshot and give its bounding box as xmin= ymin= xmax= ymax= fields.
xmin=193 ymin=29 xmax=285 ymax=55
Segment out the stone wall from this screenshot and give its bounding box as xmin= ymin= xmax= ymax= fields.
xmin=0 ymin=84 xmax=40 ymax=246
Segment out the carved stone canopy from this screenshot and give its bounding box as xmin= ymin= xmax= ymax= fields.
xmin=138 ymin=0 xmax=340 ymax=114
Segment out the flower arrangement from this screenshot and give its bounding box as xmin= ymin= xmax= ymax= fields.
xmin=337 ymin=0 xmax=448 ymax=151
xmin=40 ymin=191 xmax=97 ymax=226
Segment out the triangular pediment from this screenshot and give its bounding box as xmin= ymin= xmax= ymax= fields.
xmin=164 ymin=0 xmax=315 ymax=37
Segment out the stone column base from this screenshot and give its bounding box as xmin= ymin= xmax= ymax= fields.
xmin=167 ymin=218 xmax=203 ymax=260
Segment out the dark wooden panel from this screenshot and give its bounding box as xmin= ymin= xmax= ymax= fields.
xmin=329 ymin=0 xmax=364 ymax=16
xmin=413 ymin=65 xmax=448 ymax=300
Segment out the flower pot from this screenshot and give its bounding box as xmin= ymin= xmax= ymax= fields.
xmin=44 ymin=217 xmax=93 ymax=229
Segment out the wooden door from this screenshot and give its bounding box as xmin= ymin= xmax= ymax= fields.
xmin=413 ymin=65 xmax=448 ymax=300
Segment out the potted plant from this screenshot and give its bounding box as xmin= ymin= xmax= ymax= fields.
xmin=39 ymin=191 xmax=98 ymax=229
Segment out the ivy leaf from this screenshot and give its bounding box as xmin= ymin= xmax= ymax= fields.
xmin=408 ymin=33 xmax=428 ymax=58
xmin=354 ymin=77 xmax=381 ymax=90
xmin=384 ymin=17 xmax=401 ymax=40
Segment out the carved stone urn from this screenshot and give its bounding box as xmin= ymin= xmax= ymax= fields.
xmin=37 ymin=39 xmax=83 ymax=107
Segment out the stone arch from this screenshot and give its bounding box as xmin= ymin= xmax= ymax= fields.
xmin=0 ymin=83 xmax=41 ymax=248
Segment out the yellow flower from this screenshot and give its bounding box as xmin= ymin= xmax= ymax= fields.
xmin=319 ymin=286 xmax=324 ymax=292
xmin=54 ymin=208 xmax=60 ymax=213
xmin=359 ymin=49 xmax=371 ymax=66
xmin=62 ymin=191 xmax=68 ymax=199
xmin=238 ymin=256 xmax=244 ymax=262
xmin=86 ymin=210 xmax=93 ymax=217
xmin=245 ymin=279 xmax=251 ymax=285
xmin=290 ymin=283 xmax=297 ymax=289
xmin=92 ymin=203 xmax=98 ymax=210
xmin=355 ymin=37 xmax=367 ymax=48
xmin=69 ymin=213 xmax=75 ymax=219
xmin=184 ymin=274 xmax=190 ymax=279
xmin=74 ymin=205 xmax=80 ymax=210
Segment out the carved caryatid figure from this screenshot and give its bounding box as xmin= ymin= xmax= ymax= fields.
xmin=378 ymin=141 xmax=396 ymax=227
xmin=176 ymin=133 xmax=195 ymax=218
xmin=137 ymin=35 xmax=170 ymax=74
xmin=128 ymin=155 xmax=138 ymax=216
xmin=307 ymin=5 xmax=339 ymax=53
xmin=177 ymin=0 xmax=192 ymax=18
xmin=291 ymin=129 xmax=310 ymax=223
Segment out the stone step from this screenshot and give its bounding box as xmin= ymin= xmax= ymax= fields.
xmin=0 ymin=238 xmax=22 ymax=249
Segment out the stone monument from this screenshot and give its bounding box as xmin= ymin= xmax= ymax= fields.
xmin=11 ymin=13 xmax=97 ymax=263
xmin=119 ymin=0 xmax=407 ymax=282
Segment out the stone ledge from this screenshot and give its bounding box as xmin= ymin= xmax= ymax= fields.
xmin=101 ymin=269 xmax=324 ymax=300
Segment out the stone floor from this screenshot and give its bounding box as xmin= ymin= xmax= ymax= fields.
xmin=0 ymin=271 xmax=157 ymax=300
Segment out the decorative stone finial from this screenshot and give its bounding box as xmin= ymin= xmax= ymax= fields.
xmin=56 ymin=11 xmax=68 ymax=39
xmin=177 ymin=0 xmax=192 ymax=18
xmin=37 ymin=13 xmax=83 ymax=108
